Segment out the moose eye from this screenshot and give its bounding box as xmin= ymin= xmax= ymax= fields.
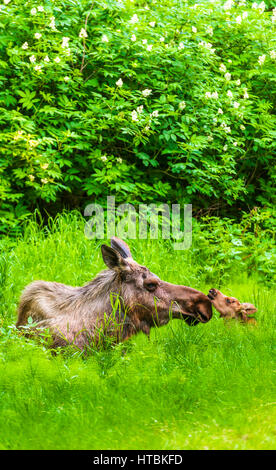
xmin=226 ymin=298 xmax=231 ymax=304
xmin=144 ymin=282 xmax=158 ymax=292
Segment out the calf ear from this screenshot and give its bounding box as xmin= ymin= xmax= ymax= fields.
xmin=101 ymin=245 xmax=130 ymax=271
xmin=241 ymin=303 xmax=257 ymax=314
xmin=111 ymin=237 xmax=132 ymax=259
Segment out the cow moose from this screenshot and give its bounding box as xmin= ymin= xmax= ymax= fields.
xmin=16 ymin=237 xmax=213 ymax=349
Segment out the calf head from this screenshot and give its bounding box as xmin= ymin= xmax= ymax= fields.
xmin=101 ymin=237 xmax=213 ymax=328
xmin=208 ymin=288 xmax=257 ymax=322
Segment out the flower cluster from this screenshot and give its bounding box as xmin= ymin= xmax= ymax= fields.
xmin=205 ymin=91 xmax=218 ymax=99
xmin=252 ymin=2 xmax=266 ymax=14
xmin=258 ymin=54 xmax=266 ymax=65
xmin=198 ymin=41 xmax=215 ymax=54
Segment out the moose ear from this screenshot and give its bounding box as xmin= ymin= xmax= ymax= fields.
xmin=110 ymin=237 xmax=132 ymax=259
xmin=241 ymin=303 xmax=257 ymax=314
xmin=101 ymin=245 xmax=129 ymax=271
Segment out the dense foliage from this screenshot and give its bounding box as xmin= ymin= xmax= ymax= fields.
xmin=0 ymin=0 xmax=275 ymax=233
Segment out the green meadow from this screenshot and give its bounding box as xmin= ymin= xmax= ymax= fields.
xmin=0 ymin=213 xmax=275 ymax=450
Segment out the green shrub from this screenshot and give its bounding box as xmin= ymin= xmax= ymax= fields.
xmin=0 ymin=0 xmax=275 ymax=233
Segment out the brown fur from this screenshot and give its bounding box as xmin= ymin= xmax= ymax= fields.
xmin=207 ymin=288 xmax=257 ymax=324
xmin=16 ymin=237 xmax=213 ymax=349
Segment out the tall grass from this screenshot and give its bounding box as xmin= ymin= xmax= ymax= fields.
xmin=0 ymin=212 xmax=275 ymax=450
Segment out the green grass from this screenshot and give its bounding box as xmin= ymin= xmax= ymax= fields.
xmin=0 ymin=212 xmax=275 ymax=450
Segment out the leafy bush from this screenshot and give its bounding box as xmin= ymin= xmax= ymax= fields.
xmin=0 ymin=0 xmax=275 ymax=233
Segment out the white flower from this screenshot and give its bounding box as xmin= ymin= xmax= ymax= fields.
xmin=14 ymin=130 xmax=23 ymax=140
xmin=218 ymin=108 xmax=223 ymax=114
xmin=198 ymin=41 xmax=215 ymax=53
xmin=4 ymin=0 xmax=11 ymax=4
xmin=223 ymin=144 xmax=228 ymax=151
xmin=64 ymin=76 xmax=70 ymax=82
xmin=205 ymin=91 xmax=218 ymax=100
xmin=131 ymin=34 xmax=136 ymax=42
xmin=242 ymin=11 xmax=248 ymax=19
xmin=29 ymin=55 xmax=36 ymax=63
xmin=233 ymin=101 xmax=240 ymax=108
xmin=270 ymin=50 xmax=276 ymax=59
xmin=224 ymin=126 xmax=231 ymax=133
xmin=130 ymin=14 xmax=139 ymax=24
xmin=219 ymin=63 xmax=227 ymax=73
xmin=22 ymin=42 xmax=28 ymax=50
xmin=192 ymin=26 xmax=197 ymax=33
xmin=151 ymin=110 xmax=159 ymax=117
xmin=258 ymin=54 xmax=266 ymax=65
xmin=101 ymin=34 xmax=109 ymax=43
xmin=149 ymin=21 xmax=156 ymax=27
xmin=29 ymin=139 xmax=39 ymax=147
xmin=37 ymin=6 xmax=44 ymax=12
xmin=147 ymin=44 xmax=153 ymax=51
xmin=223 ymin=0 xmax=234 ymax=10
xmin=207 ymin=26 xmax=213 ymax=36
xmin=142 ymin=39 xmax=147 ymax=44
xmin=44 ymin=55 xmax=50 ymax=63
xmin=159 ymin=37 xmax=165 ymax=42
xmin=258 ymin=1 xmax=266 ymax=14
xmin=142 ymin=88 xmax=152 ymax=97
xmin=41 ymin=163 xmax=49 ymax=170
xmin=236 ymin=79 xmax=241 ymax=85
xmin=117 ymin=157 xmax=123 ymax=164
xmin=207 ymin=135 xmax=213 ymax=142
xmin=227 ymin=90 xmax=233 ymax=98
xmin=233 ymin=141 xmax=238 ymax=146
xmin=34 ymin=65 xmax=42 ymax=72
xmin=236 ymin=15 xmax=242 ymax=24
xmin=252 ymin=2 xmax=266 ymax=13
xmin=137 ymin=105 xmax=143 ymax=113
xmin=243 ymin=90 xmax=249 ymax=99
xmin=131 ymin=110 xmax=139 ymax=121
xmin=49 ymin=17 xmax=56 ymax=29
xmin=34 ymin=33 xmax=42 ymax=39
xmin=79 ymin=28 xmax=88 ymax=39
xmin=225 ymin=72 xmax=231 ymax=81
xmin=179 ymin=101 xmax=186 ymax=110
xmin=29 ymin=175 xmax=35 ymax=181
xmin=54 ymin=56 xmax=61 ymax=63
xmin=240 ymin=124 xmax=245 ymax=130
xmin=116 ymin=78 xmax=123 ymax=87
xmin=178 ymin=42 xmax=184 ymax=50
xmin=62 ymin=37 xmax=70 ymax=48
xmin=101 ymin=155 xmax=107 ymax=162
xmin=30 ymin=7 xmax=37 ymax=15
xmin=41 ymin=178 xmax=48 ymax=184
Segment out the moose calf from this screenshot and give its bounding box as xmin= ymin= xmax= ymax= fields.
xmin=208 ymin=288 xmax=257 ymax=324
xmin=16 ymin=237 xmax=213 ymax=349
